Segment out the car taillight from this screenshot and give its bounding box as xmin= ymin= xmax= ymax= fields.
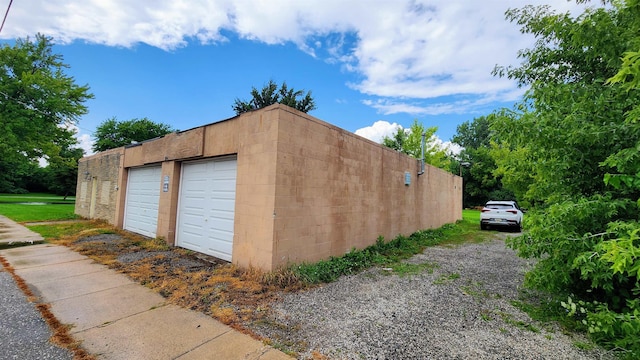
xmin=506 ymin=210 xmax=517 ymax=214
xmin=481 ymin=208 xmax=491 ymax=212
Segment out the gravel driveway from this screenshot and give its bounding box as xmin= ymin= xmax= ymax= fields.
xmin=251 ymin=234 xmax=614 ymax=359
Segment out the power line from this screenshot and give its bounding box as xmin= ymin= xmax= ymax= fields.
xmin=0 ymin=90 xmax=55 ymax=117
xmin=0 ymin=0 xmax=13 ymax=34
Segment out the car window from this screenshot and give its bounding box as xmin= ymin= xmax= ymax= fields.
xmin=486 ymin=204 xmax=514 ymax=210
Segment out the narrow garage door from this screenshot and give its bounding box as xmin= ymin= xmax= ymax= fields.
xmin=177 ymin=157 xmax=237 ymax=262
xmin=124 ymin=166 xmax=161 ymax=238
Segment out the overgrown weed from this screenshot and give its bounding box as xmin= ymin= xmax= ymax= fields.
xmin=387 ymin=262 xmax=439 ymax=277
xmin=294 ymin=220 xmax=485 ymax=284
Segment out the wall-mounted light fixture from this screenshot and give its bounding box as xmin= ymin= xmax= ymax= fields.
xmin=459 ymin=162 xmax=471 ymax=176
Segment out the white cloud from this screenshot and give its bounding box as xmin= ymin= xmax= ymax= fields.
xmin=432 ymin=137 xmax=463 ymax=157
xmin=65 ymin=124 xmax=94 ymax=156
xmin=354 ymin=120 xmax=462 ymax=156
xmin=38 ymin=124 xmax=93 ymax=166
xmin=76 ymin=132 xmax=95 ymax=156
xmin=354 ymin=120 xmax=402 ymax=143
xmin=1 ymin=0 xmax=585 ymax=114
xmin=362 ymin=86 xmax=527 ymax=116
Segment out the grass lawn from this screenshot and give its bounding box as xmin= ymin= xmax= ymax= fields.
xmin=434 ymin=209 xmax=493 ymax=246
xmin=0 ymin=193 xmax=78 ymax=222
xmin=0 ymin=193 xmax=75 ymax=203
xmin=462 ymin=209 xmax=480 ymax=223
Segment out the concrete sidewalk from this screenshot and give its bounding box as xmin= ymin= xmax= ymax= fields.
xmin=0 ymin=218 xmax=291 ymax=360
xmin=0 ymin=215 xmax=44 ymax=244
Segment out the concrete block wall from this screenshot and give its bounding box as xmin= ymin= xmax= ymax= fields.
xmin=221 ymin=108 xmax=279 ymax=270
xmin=104 ymin=108 xmax=282 ymax=270
xmin=75 ymin=104 xmax=462 ymax=271
xmin=270 ymin=106 xmax=462 ymax=268
xmin=75 ymin=147 xmax=125 ymax=224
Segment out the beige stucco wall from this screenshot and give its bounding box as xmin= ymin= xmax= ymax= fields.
xmin=75 ymin=147 xmax=125 ymax=224
xmin=111 ymin=107 xmax=281 ymax=270
xmin=202 ymin=107 xmax=280 ymax=270
xmin=75 ymin=104 xmax=462 ymax=271
xmin=270 ymin=107 xmax=462 ymax=268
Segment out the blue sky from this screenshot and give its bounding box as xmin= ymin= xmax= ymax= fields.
xmin=0 ymin=0 xmax=583 ymax=155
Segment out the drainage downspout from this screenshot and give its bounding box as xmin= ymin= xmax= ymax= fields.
xmin=418 ymin=132 xmax=425 ymax=176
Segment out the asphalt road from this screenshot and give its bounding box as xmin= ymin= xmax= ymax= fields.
xmin=0 ymin=270 xmax=73 ymax=360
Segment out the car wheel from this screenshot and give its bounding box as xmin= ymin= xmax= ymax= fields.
xmin=480 ymin=223 xmax=487 ymax=230
xmin=514 ymin=222 xmax=522 ymax=233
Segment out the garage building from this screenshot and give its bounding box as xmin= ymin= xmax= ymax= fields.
xmin=75 ymin=104 xmax=462 ymax=271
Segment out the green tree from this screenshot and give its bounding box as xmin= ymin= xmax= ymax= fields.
xmin=232 ymin=80 xmax=316 ymax=115
xmin=0 ymin=34 xmax=93 ymax=193
xmin=45 ymin=146 xmax=84 ymax=198
xmin=92 ymin=117 xmax=175 ymax=152
xmin=491 ymin=4 xmax=638 ymax=204
xmin=492 ymin=2 xmax=640 ymax=355
xmin=381 ymin=119 xmax=451 ymax=169
xmin=451 ymin=115 xmax=512 ymax=207
xmin=452 ymin=115 xmax=493 ymax=149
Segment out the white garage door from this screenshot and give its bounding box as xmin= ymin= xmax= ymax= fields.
xmin=177 ymin=157 xmax=237 ymax=261
xmin=124 ymin=166 xmax=161 ymax=238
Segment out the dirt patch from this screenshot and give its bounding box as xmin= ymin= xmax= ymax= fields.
xmin=116 ymin=251 xmax=207 ymax=272
xmin=74 ymin=233 xmax=123 ymax=244
xmin=53 ymin=230 xmax=295 ymax=336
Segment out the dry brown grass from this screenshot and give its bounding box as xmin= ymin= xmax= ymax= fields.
xmin=4 ymin=218 xmax=325 ymax=359
xmin=6 ymin=219 xmax=318 ymax=358
xmin=211 ymin=305 xmax=238 ymax=325
xmin=42 ymin=223 xmax=311 ymax=342
xmin=310 ymin=351 xmax=331 ymax=360
xmin=119 ymin=258 xmax=290 ymax=330
xmin=49 ymin=222 xmax=171 ymax=268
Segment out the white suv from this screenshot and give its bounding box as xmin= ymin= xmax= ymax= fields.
xmin=480 ymin=200 xmax=523 ymax=232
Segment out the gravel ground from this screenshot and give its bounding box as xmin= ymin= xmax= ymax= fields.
xmin=0 ymin=270 xmax=73 ymax=360
xmin=252 ymin=235 xmax=615 ymax=360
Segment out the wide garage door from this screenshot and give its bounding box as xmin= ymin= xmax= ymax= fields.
xmin=177 ymin=157 xmax=237 ymax=261
xmin=124 ymin=166 xmax=161 ymax=238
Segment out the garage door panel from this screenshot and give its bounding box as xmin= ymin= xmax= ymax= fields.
xmin=177 ymin=157 xmax=237 ymax=262
xmin=181 ymin=231 xmax=204 ymax=243
xmin=210 ymin=184 xmax=236 ymax=195
xmin=183 ymin=188 xmax=206 ymax=195
xmin=215 ymin=182 xmax=235 ymax=189
xmin=179 ymin=214 xmax=203 ymax=225
xmin=207 ymin=217 xmax=234 ymax=230
xmin=212 ymin=160 xmax=236 ymax=169
xmin=209 ymin=199 xmax=235 ymax=211
xmin=181 ymin=199 xmax=206 ymax=209
xmin=182 ymin=182 xmax=208 ymax=191
xmin=208 ymin=210 xmax=235 ymax=222
xmin=124 ymin=166 xmax=161 ymax=238
xmin=212 ymin=174 xmax=236 ymax=181
xmin=205 ymin=239 xmax=232 ymax=257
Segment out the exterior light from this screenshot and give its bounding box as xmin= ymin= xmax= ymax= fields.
xmin=459 ymin=162 xmax=471 ymax=176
